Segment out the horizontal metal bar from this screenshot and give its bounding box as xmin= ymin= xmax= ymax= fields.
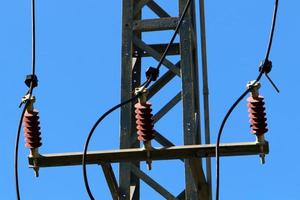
xmin=29 ymin=142 xmax=269 ymax=168
xmin=133 ymin=17 xmax=178 ymax=32
xmin=138 ymin=43 xmax=180 ymax=57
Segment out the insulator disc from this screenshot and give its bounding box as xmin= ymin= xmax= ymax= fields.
xmin=23 ymin=109 xmax=42 ymax=149
xmin=247 ymin=96 xmax=268 ymax=136
xmin=135 ymin=102 xmax=155 ymax=142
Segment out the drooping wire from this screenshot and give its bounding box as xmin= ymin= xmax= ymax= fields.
xmin=215 ymin=72 xmax=263 ymax=200
xmin=14 ymin=1 xmax=36 ymax=199
xmin=82 ymin=0 xmax=193 ymax=199
xmin=215 ymin=1 xmax=279 ymax=200
xmin=82 ymin=95 xmax=140 ymax=200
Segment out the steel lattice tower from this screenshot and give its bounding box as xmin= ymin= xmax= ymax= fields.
xmin=120 ymin=0 xmax=207 ymax=199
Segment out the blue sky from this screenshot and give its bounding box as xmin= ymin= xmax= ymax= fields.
xmin=0 ymin=0 xmax=299 ymax=199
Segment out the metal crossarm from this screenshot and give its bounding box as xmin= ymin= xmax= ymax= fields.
xmin=29 ymin=142 xmax=269 ymax=167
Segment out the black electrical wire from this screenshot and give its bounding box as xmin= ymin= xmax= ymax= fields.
xmin=82 ymin=95 xmax=140 ymax=200
xmin=156 ymin=0 xmax=192 ymax=72
xmin=82 ymin=0 xmax=193 ymax=199
xmin=215 ymin=72 xmax=263 ymax=200
xmin=215 ymin=1 xmax=279 ymax=200
xmin=143 ymin=0 xmax=193 ymax=89
xmin=15 ymin=104 xmax=28 ymax=200
xmin=265 ymin=0 xmax=279 ymax=61
xmin=14 ymin=1 xmax=36 ymax=199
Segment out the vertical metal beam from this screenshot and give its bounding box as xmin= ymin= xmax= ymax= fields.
xmin=179 ymin=0 xmax=208 ymax=199
xmin=199 ymin=0 xmax=212 ymax=199
xmin=120 ymin=1 xmax=141 ymax=199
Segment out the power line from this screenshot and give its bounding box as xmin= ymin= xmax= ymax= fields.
xmin=265 ymin=0 xmax=279 ymax=61
xmin=14 ymin=1 xmax=37 ymax=199
xmin=215 ymin=1 xmax=279 ymax=199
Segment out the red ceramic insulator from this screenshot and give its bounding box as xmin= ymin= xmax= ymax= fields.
xmin=135 ymin=102 xmax=155 ymax=142
xmin=247 ymin=96 xmax=268 ymax=136
xmin=23 ymin=109 xmax=42 ymax=149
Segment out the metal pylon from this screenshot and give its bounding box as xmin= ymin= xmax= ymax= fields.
xmin=120 ymin=0 xmax=208 ymax=199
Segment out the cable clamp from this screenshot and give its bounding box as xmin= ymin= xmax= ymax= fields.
xmin=259 ymin=59 xmax=272 ymax=74
xmin=259 ymin=60 xmax=280 ymax=93
xmin=146 ymin=67 xmax=159 ymax=82
xmin=25 ymin=74 xmax=38 ymax=88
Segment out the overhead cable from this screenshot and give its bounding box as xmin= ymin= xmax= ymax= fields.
xmin=215 ymin=1 xmax=279 ymax=200
xmin=14 ymin=1 xmax=37 ymax=199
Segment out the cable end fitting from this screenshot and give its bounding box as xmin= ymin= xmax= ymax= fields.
xmin=25 ymin=74 xmax=38 ymax=88
xmin=257 ymin=135 xmax=267 ymax=165
xmin=146 ymin=67 xmax=159 ymax=82
xmin=20 ymin=94 xmax=36 ymax=109
xmin=135 ymin=87 xmax=148 ymax=103
xmin=29 ymin=148 xmax=41 ymax=177
xmin=247 ymin=80 xmax=261 ymax=98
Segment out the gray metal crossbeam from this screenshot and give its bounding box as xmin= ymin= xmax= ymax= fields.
xmin=28 ymin=142 xmax=268 ymax=168
xmin=139 ymin=43 xmax=180 ymax=57
xmin=133 ymin=17 xmax=179 ymax=32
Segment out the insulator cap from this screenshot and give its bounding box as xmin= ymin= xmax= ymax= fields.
xmin=135 ymin=102 xmax=155 ymax=142
xmin=247 ymin=96 xmax=268 ymax=136
xmin=23 ymin=109 xmax=42 ymax=149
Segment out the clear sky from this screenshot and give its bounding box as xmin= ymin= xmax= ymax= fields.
xmin=0 ymin=0 xmax=299 ymax=200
